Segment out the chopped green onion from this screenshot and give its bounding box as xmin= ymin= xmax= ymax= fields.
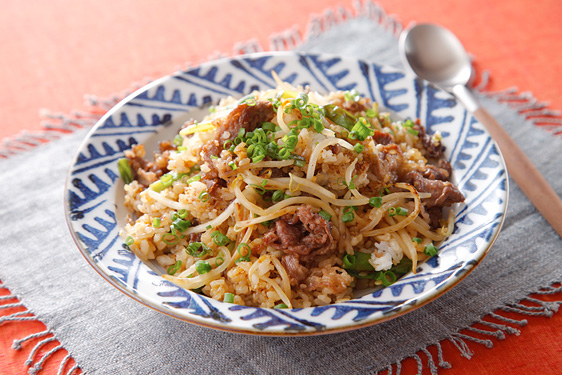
xmin=396 ymin=207 xmax=409 ymax=216
xmin=150 ymin=173 xmax=174 ymax=191
xmin=198 ymin=191 xmax=210 ymax=202
xmin=210 ymin=155 xmax=219 ymax=160
xmin=284 ymin=135 xmax=298 ymax=150
xmin=223 ymin=140 xmax=233 ymax=150
xmin=354 ymin=143 xmax=364 ymax=153
xmin=412 ymin=237 xmax=422 ymax=244
xmin=178 ymin=209 xmax=189 ymax=219
xmin=278 ymin=148 xmax=291 ymax=160
xmin=377 ymin=270 xmax=397 ymax=286
xmin=223 ymin=293 xmax=235 ymax=303
xmin=125 ymin=236 xmax=134 ymax=246
xmin=117 ymin=158 xmax=133 ymax=184
xmin=235 ymin=243 xmax=252 ymax=264
xmin=152 ymin=218 xmax=161 ymax=227
xmin=424 ymin=243 xmax=438 ymax=257
xmin=184 ymin=174 xmax=201 ymax=184
xmin=211 ymin=231 xmax=231 ymax=246
xmin=293 ymin=158 xmax=305 ymax=167
xmin=251 ymin=184 xmax=267 ymax=195
xmin=365 ymin=108 xmax=378 ymax=118
xmin=228 ymin=162 xmax=237 ymax=170
xmin=260 ymin=179 xmax=268 ymax=187
xmin=262 ymin=122 xmax=276 ymax=132
xmin=407 ymin=128 xmax=419 ymax=136
xmin=341 ymin=211 xmax=354 ymax=223
xmin=173 ymin=134 xmax=183 ymax=146
xmin=186 ymin=242 xmax=209 ymax=257
xmin=167 ymin=260 xmax=182 ymax=275
xmin=272 ymin=190 xmax=285 ymax=202
xmin=369 ymin=196 xmax=383 ymax=208
xmin=388 ymin=207 xmax=408 ymax=217
xmin=162 ymin=233 xmax=179 ymax=245
xmin=172 ymin=218 xmax=191 ymax=232
xmin=318 ymin=210 xmax=332 ymax=221
xmin=206 ymin=225 xmax=212 ymax=230
xmin=195 ymin=260 xmax=212 ymax=274
xmin=177 ymin=146 xmax=187 ymax=152
xmin=344 ymin=89 xmax=360 ymax=102
xmin=403 ymin=119 xmax=415 ymax=128
xmin=273 ymin=303 xmax=288 ymax=309
xmin=350 ymin=118 xmax=375 ymax=141
xmin=313 ymin=120 xmax=324 ymax=133
xmin=252 ymin=154 xmax=265 ymax=163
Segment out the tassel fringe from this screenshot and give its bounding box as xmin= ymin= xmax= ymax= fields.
xmin=1 ymin=1 xmax=562 ymax=374
xmin=375 ymin=282 xmax=562 ymax=374
xmin=0 ymin=281 xmax=80 ymax=374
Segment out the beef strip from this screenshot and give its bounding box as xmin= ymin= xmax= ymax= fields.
xmin=281 ymin=255 xmax=309 ymax=286
xmin=365 ymin=143 xmax=403 ymax=186
xmin=422 ymin=164 xmax=450 ymax=181
xmin=403 ymin=170 xmax=464 ymax=208
xmin=371 ymin=130 xmax=393 ymax=145
xmin=263 ymin=205 xmax=333 ymax=256
xmin=125 ymin=142 xmax=175 ymax=187
xmin=216 ymin=101 xmax=275 ymax=142
xmin=415 ymin=120 xmax=443 ymax=159
xmin=341 ymin=100 xmax=370 ymax=114
xmin=263 ymin=205 xmax=335 ymax=286
xmin=199 ymin=140 xmax=221 ymax=180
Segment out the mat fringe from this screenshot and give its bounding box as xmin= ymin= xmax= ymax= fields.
xmin=1 ymin=1 xmax=562 ymax=374
xmin=0 ymin=282 xmax=79 ymax=374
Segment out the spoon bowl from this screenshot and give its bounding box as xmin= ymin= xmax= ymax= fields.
xmin=399 ymin=23 xmax=472 ymax=89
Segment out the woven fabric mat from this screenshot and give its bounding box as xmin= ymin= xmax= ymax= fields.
xmin=1 ymin=15 xmax=562 ymax=375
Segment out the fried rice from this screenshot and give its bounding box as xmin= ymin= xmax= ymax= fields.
xmin=119 ymin=76 xmax=464 ymax=309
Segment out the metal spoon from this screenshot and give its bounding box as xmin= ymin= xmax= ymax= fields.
xmin=399 ymin=23 xmax=562 ymax=238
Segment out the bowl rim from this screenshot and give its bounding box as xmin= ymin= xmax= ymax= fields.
xmin=64 ymin=50 xmax=509 ymax=335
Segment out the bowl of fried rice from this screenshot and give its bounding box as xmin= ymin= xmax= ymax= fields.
xmin=65 ymin=51 xmax=507 ymax=335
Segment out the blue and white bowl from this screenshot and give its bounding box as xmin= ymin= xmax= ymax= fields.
xmin=65 ymin=51 xmax=507 ymax=335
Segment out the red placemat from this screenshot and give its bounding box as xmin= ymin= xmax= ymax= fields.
xmin=1 ymin=1 xmax=561 ymax=373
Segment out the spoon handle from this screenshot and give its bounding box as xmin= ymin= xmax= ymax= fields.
xmin=471 ymin=102 xmax=562 ymax=238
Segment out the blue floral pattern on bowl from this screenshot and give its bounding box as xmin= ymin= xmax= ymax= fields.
xmin=65 ymin=52 xmax=507 ymax=335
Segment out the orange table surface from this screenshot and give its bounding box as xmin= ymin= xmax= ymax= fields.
xmin=1 ymin=0 xmax=561 ymax=374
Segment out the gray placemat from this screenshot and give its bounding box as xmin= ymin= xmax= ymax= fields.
xmin=1 ymin=9 xmax=561 ymax=375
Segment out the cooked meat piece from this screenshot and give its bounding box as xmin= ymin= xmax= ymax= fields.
xmin=188 ymin=232 xmax=201 ymax=243
xmin=281 ymin=255 xmax=309 ymax=286
xmin=403 ymin=170 xmax=464 ymax=208
xmin=366 ymin=143 xmax=403 ymax=186
xmin=371 ymin=130 xmax=393 ymax=145
xmin=415 ymin=120 xmax=443 ymax=159
xmin=215 ymin=101 xmax=275 ymax=142
xmin=201 ymin=177 xmax=227 ymax=198
xmin=199 ymin=140 xmax=221 ymax=180
xmin=426 ymin=206 xmax=444 ymax=229
xmin=341 ymin=100 xmax=369 ymax=114
xmin=438 ymin=159 xmax=453 ymax=177
xmin=125 ymin=143 xmax=174 ymax=187
xmin=422 ymin=164 xmax=450 ymax=181
xmin=263 ymin=205 xmax=334 ymax=257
